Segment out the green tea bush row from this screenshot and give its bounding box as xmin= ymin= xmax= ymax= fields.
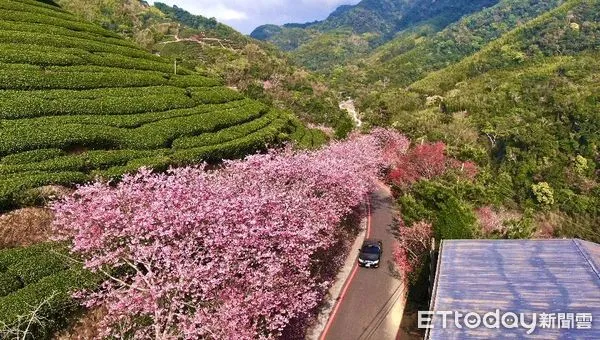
xmin=0 ymin=243 xmax=57 ymax=270
xmin=6 ymin=254 xmax=67 ymax=286
xmin=1 ymin=149 xmax=65 ymax=165
xmin=171 ymin=115 xmax=291 ymax=164
xmin=0 ymin=62 xmax=40 ymax=71
xmin=0 ymin=62 xmax=156 ymax=75
xmin=190 ymin=87 xmax=244 ymax=104
xmin=0 ymin=172 xmax=89 ymax=211
xmin=288 ymin=122 xmax=328 ymax=150
xmin=0 ymin=72 xmax=222 ymax=91
xmin=44 ymin=64 xmax=148 ymax=73
xmin=0 ymin=45 xmax=84 ymax=66
xmin=172 ymin=109 xmax=280 ymax=149
xmin=169 ymin=75 xmax=224 ymax=88
xmin=0 ymin=102 xmax=265 ymax=155
xmin=11 ymin=150 xmax=158 ymax=173
xmin=0 ymin=2 xmax=119 ymax=38
xmin=170 ymin=75 xmax=224 ymax=87
xmin=300 ymin=129 xmax=328 ymax=149
xmin=0 ymin=268 xmax=100 ymax=339
xmin=121 ymin=103 xmax=267 ymax=149
xmin=97 ymin=155 xmax=173 ymax=179
xmin=0 ymin=150 xmax=158 ymax=175
xmin=0 ymin=272 xmax=22 ymax=297
xmin=0 ymin=19 xmax=135 ymax=48
xmin=86 ymin=52 xmax=182 ymax=74
xmin=0 ymin=43 xmax=180 ymax=73
xmin=290 ymin=125 xmax=307 ymax=143
xmin=26 ymin=99 xmax=255 ymax=129
xmin=0 ymin=87 xmax=198 ymax=119
xmin=12 ymin=0 xmax=69 ymax=13
xmin=3 ymin=85 xmax=186 ymax=101
xmin=1 ymin=0 xmax=77 ymax=20
xmin=0 ymin=69 xmax=168 ymax=90
xmin=0 ymin=30 xmax=164 ymax=63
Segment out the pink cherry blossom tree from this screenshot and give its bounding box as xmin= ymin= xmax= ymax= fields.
xmin=388 ymin=142 xmax=478 ymax=187
xmin=52 ymin=130 xmax=408 ymax=339
xmin=392 ymin=221 xmax=433 ymax=281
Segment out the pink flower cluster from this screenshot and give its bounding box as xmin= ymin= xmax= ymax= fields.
xmin=52 ymin=130 xmax=406 ymax=339
xmin=392 ymin=221 xmax=433 ymax=280
xmin=388 ymin=141 xmax=478 ymax=186
xmin=475 ymin=206 xmax=504 ymax=235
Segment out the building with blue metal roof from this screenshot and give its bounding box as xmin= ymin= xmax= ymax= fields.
xmin=426 ymin=239 xmax=600 ymax=339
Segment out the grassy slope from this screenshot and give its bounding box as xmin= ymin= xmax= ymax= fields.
xmin=0 ymin=0 xmax=296 ymax=211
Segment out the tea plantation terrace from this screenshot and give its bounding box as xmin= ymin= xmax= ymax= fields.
xmin=0 ymin=0 xmax=296 ymax=210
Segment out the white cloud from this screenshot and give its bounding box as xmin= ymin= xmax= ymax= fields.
xmin=152 ymin=0 xmax=360 ymax=34
xmin=198 ymin=4 xmax=247 ymax=21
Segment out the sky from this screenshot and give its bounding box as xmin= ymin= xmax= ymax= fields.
xmin=152 ymin=0 xmax=361 ymax=34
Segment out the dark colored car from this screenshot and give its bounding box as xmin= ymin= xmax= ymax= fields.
xmin=358 ymin=239 xmax=383 ymax=268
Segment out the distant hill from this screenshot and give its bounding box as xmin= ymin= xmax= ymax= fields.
xmin=250 ymin=0 xmax=500 ymax=72
xmin=0 ymin=0 xmax=296 ymax=211
xmin=355 ymin=0 xmax=566 ymax=88
xmin=57 ymin=0 xmax=352 ymax=135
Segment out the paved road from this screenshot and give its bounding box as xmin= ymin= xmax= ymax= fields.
xmin=320 ymin=185 xmax=406 ymax=340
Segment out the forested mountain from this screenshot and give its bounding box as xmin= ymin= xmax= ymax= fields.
xmin=251 ymin=0 xmax=500 ymax=72
xmin=358 ymin=0 xmax=600 ymax=242
xmin=342 ymin=0 xmax=566 ymax=89
xmin=57 ymin=0 xmax=352 ymax=138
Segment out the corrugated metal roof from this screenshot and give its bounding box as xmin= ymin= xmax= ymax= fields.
xmin=428 ymin=239 xmax=600 ymax=339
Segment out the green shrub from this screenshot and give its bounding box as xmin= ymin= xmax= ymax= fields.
xmin=7 ymin=254 xmax=67 ymax=286
xmin=398 ymin=193 xmax=434 ymax=227
xmin=532 ymin=182 xmax=555 ymax=206
xmin=0 ymin=272 xmax=23 ymax=297
xmin=0 ymin=243 xmax=58 ymax=270
xmin=1 ymin=149 xmax=65 ymax=165
xmin=0 ymin=268 xmax=99 ymax=339
xmin=0 ymin=172 xmax=89 ymax=211
xmin=172 ymin=109 xmax=279 ymax=149
xmin=0 ymin=86 xmax=197 ymax=119
xmin=0 ymin=69 xmax=168 ymax=90
xmin=435 ymin=197 xmax=476 ymax=240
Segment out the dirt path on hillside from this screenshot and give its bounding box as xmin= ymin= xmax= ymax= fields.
xmin=339 ymin=98 xmax=363 ymax=127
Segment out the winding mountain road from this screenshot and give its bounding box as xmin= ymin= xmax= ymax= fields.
xmin=319 ymin=184 xmax=406 ymax=340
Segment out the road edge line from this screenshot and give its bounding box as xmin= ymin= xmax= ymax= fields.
xmin=317 ymin=194 xmax=372 ymax=340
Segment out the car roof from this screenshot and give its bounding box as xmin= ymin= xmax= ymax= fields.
xmin=362 ymin=239 xmax=382 ymax=246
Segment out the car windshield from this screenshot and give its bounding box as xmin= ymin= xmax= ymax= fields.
xmin=362 ymin=245 xmax=380 ymax=254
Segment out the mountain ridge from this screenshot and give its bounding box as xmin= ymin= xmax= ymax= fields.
xmin=250 ymin=0 xmax=500 ymax=71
